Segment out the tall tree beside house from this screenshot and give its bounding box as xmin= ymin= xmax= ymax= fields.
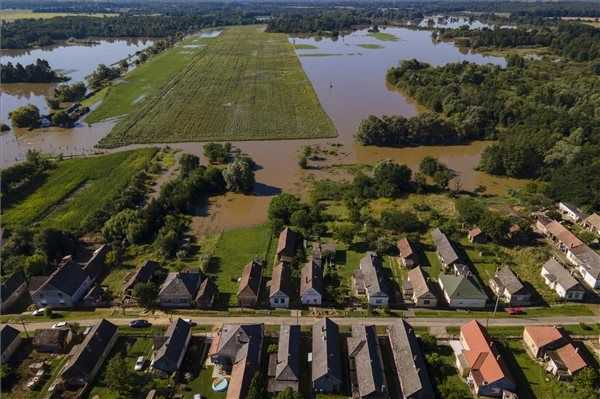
xmin=275 ymin=387 xmax=303 ymax=399
xmin=133 ymin=282 xmax=158 ymax=309
xmin=104 ymin=353 xmax=135 ymax=398
xmin=246 ymin=372 xmax=267 ymax=399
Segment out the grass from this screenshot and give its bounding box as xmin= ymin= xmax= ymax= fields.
xmin=2 ymin=149 xmax=157 ymax=231
xmin=208 ymin=223 xmax=275 ymax=306
xmin=0 ymin=9 xmax=116 ymax=21
xmin=356 ymin=43 xmax=383 ymax=49
xmin=86 ymin=35 xmax=211 ymax=123
xmin=98 ymin=25 xmax=336 ymax=147
xmin=415 ymin=303 xmax=593 ymax=319
xmin=184 ymin=366 xmax=226 ymax=399
xmin=295 ymin=44 xmax=318 ymax=49
xmin=424 ymin=344 xmax=471 ymax=399
xmin=367 ymin=31 xmax=398 ymax=41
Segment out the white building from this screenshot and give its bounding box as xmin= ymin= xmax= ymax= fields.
xmin=567 ymin=245 xmax=600 ymax=289
xmin=558 ymin=202 xmax=583 ymax=223
xmin=541 ymin=259 xmax=585 ymax=301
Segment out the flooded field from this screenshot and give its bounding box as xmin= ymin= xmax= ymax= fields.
xmin=2 ymin=26 xmax=529 ymax=232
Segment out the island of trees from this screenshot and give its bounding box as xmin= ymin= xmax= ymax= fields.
xmin=1 ymin=59 xmax=68 ymax=83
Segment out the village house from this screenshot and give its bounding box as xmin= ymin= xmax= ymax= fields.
xmin=431 ymin=228 xmax=460 ymax=269
xmin=583 ymin=213 xmax=600 ymax=236
xmin=545 ymin=343 xmax=588 ymax=380
xmin=566 ymin=244 xmax=600 ymax=289
xmin=268 ymin=324 xmax=301 ymax=393
xmin=82 ymin=244 xmax=110 ymax=284
xmin=123 ymin=260 xmax=160 ymax=296
xmin=276 ymin=227 xmax=301 ymax=263
xmin=270 ymin=262 xmax=292 ymax=308
xmin=312 ymin=318 xmax=343 ymax=394
xmin=387 ymin=321 xmax=435 ymax=399
xmin=353 ymin=252 xmax=389 ymax=306
xmin=438 ymin=273 xmax=487 ymax=309
xmin=558 ymin=202 xmax=583 ymax=223
xmin=237 ymin=260 xmax=262 ymax=307
xmin=82 ymin=285 xmax=109 ymax=307
xmin=31 ymin=259 xmax=93 ymax=308
xmin=1 ymin=324 xmax=22 ymax=363
xmin=0 ymin=271 xmax=29 ymax=314
xmin=347 ymin=324 xmax=387 ymax=399
xmin=300 ymin=257 xmax=323 ymax=306
xmin=540 ymin=259 xmax=585 ymax=301
xmin=467 ymin=227 xmax=487 ymax=244
xmin=543 ymin=220 xmax=584 ymax=255
xmin=150 ymin=318 xmax=192 ymax=376
xmin=196 ymin=277 xmax=218 ymax=308
xmin=158 ymin=270 xmax=202 ymax=308
xmin=209 ymin=324 xmax=264 ymax=399
xmin=33 ymin=327 xmax=75 ymax=353
xmin=535 ymin=214 xmax=553 ymax=234
xmin=59 ymin=319 xmax=118 ymax=389
xmin=523 ymin=326 xmax=569 ymax=359
xmin=455 ymin=320 xmax=516 ymax=397
xmin=397 ymin=238 xmax=418 ymax=268
xmin=313 ymin=242 xmax=336 ymax=263
xmin=403 ymin=267 xmax=437 ymax=307
xmin=489 ymin=266 xmax=532 ymax=306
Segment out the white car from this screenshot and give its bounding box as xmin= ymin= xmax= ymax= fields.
xmin=134 ymin=356 xmax=145 ymax=371
xmin=52 ymin=322 xmax=67 ymax=329
xmin=32 ymin=308 xmax=47 ymax=316
xmin=193 ymin=395 xmax=204 ymax=399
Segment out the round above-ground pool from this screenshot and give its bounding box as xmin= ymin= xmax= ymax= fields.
xmin=212 ymin=377 xmax=229 ymax=392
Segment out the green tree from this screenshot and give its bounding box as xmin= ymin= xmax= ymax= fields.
xmin=419 ymin=156 xmax=442 ymax=177
xmin=246 ymin=372 xmax=267 ymax=399
xmin=268 ymin=193 xmax=302 ymax=225
xmin=372 ymin=159 xmax=412 ymax=197
xmin=54 ymin=82 xmax=86 ymax=102
xmin=51 ymin=110 xmax=73 ymax=128
xmin=104 ymin=353 xmax=135 ymax=397
xmin=275 ymin=387 xmax=303 ymax=399
xmin=223 ymin=157 xmax=255 ymax=193
xmin=433 ymin=169 xmax=455 ymax=190
xmin=332 ymin=222 xmax=358 ymax=246
xmin=133 ymin=282 xmax=158 ymax=309
xmin=479 ymin=212 xmax=510 ymax=243
xmin=10 ymin=104 xmax=40 ymax=128
xmin=24 ymin=252 xmax=47 ymax=276
xmin=102 ymin=209 xmax=139 ymax=243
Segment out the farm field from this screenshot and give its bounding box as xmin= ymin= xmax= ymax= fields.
xmin=0 ymin=9 xmax=116 ymax=21
xmin=98 ymin=25 xmax=336 ymax=147
xmin=2 ymin=149 xmax=157 ymax=231
xmin=85 ymin=33 xmax=213 ymax=123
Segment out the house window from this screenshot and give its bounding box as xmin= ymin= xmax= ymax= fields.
xmin=375 ymin=300 xmax=382 ymax=304
xmin=423 ymin=300 xmax=430 ymax=305
xmin=57 ymin=293 xmax=63 ymax=298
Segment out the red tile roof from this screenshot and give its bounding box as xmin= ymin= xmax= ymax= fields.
xmin=546 ymin=221 xmax=583 ymax=249
xmin=554 ymin=344 xmax=587 ymax=374
xmin=523 ymin=326 xmax=564 ymax=349
xmin=461 ymin=320 xmax=511 ymax=386
xmin=397 ymin=238 xmax=414 ymax=258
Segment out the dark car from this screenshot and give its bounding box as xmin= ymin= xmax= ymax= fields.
xmin=129 ymin=319 xmax=151 ymax=328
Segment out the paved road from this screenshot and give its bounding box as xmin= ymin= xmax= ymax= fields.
xmin=12 ymin=314 xmax=600 ymax=333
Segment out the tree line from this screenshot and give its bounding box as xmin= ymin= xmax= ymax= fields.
xmin=0 ymin=59 xmax=68 ymax=83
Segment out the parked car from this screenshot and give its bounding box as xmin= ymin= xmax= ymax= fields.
xmin=134 ymin=356 xmax=145 ymax=371
xmin=32 ymin=308 xmax=47 ymax=316
xmin=52 ymin=322 xmax=67 ymax=329
xmin=129 ymin=319 xmax=151 ymax=328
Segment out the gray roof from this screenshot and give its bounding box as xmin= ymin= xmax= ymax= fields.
xmin=312 ymin=318 xmax=343 ymax=384
xmin=195 ymin=277 xmax=218 ymax=303
xmin=82 ymin=244 xmax=109 ymax=281
xmin=275 ymin=325 xmax=301 ymax=382
xmin=34 ymin=260 xmax=89 ymax=297
xmin=348 ymin=325 xmax=386 ymax=398
xmin=212 ymin=324 xmax=264 ymax=364
xmin=123 ymin=260 xmax=159 ymax=292
xmin=542 ymin=259 xmax=583 ymax=291
xmin=570 ymin=245 xmax=600 ymax=279
xmin=152 ymin=318 xmax=191 ymax=373
xmin=1 ymin=324 xmax=20 ymax=355
xmin=387 ymin=321 xmax=434 ymax=399
xmin=300 ymin=257 xmax=323 ymax=297
xmin=431 ymin=228 xmax=459 ymax=265
xmin=159 ymin=271 xmax=202 ymax=298
xmin=1 ymin=271 xmax=26 ymax=302
xmin=357 ymin=252 xmax=387 ymax=298
xmin=270 ymin=262 xmax=291 ymax=299
xmin=61 ymin=319 xmax=117 ymax=381
xmin=492 ymin=266 xmax=527 ymax=295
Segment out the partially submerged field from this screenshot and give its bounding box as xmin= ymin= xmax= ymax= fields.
xmin=2 ymin=149 xmax=156 ymax=231
xmin=98 ymin=25 xmax=335 ymax=147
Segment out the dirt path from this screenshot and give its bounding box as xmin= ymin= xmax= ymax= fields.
xmin=148 ymin=150 xmax=179 ymax=201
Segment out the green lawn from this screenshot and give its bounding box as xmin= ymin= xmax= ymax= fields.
xmin=86 ymin=34 xmax=214 ymax=123
xmin=415 ymin=303 xmax=593 ymax=319
xmin=356 ymin=43 xmax=383 ymax=49
xmin=184 ymin=366 xmax=226 ymax=399
xmin=98 ymin=25 xmax=336 ymax=147
xmin=367 ymin=31 xmax=398 ymax=41
xmin=208 ymin=223 xmax=275 ymax=305
xmin=2 ymin=149 xmax=157 ymax=231
xmin=425 ymin=344 xmax=471 ymax=399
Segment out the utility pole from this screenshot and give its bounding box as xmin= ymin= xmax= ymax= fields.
xmin=19 ymin=317 xmax=29 ymax=338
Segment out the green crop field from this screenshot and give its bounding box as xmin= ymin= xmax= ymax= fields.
xmin=98 ymin=25 xmax=336 ymax=147
xmin=86 ymin=34 xmax=213 ymax=123
xmin=0 ymin=9 xmax=116 ymax=21
xmin=2 ymin=149 xmax=157 ymax=231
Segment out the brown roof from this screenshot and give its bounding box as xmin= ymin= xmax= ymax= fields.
xmin=195 ymin=278 xmax=217 ymax=303
xmin=461 ymin=321 xmax=512 ymax=387
xmin=523 ymin=326 xmax=564 ymax=349
xmin=276 ymin=227 xmax=299 ymax=257
xmin=269 ymin=263 xmax=291 ymax=298
xmin=585 ymin=213 xmax=600 ymax=230
xmin=553 ymin=343 xmax=587 ymax=373
xmin=468 ymin=227 xmax=483 ymax=239
xmin=300 ymin=258 xmax=323 ymax=297
xmin=33 ymin=328 xmax=71 ymax=347
xmin=238 ymin=261 xmax=262 ymax=297
xmin=406 ymin=267 xmax=433 ymax=300
xmin=123 ymin=260 xmax=159 ymax=292
xmin=397 ymin=238 xmax=414 ymax=258
xmin=546 ymin=221 xmax=583 ymax=249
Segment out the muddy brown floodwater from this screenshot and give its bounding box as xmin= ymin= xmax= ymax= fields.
xmin=1 ymin=27 xmax=529 ymax=234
